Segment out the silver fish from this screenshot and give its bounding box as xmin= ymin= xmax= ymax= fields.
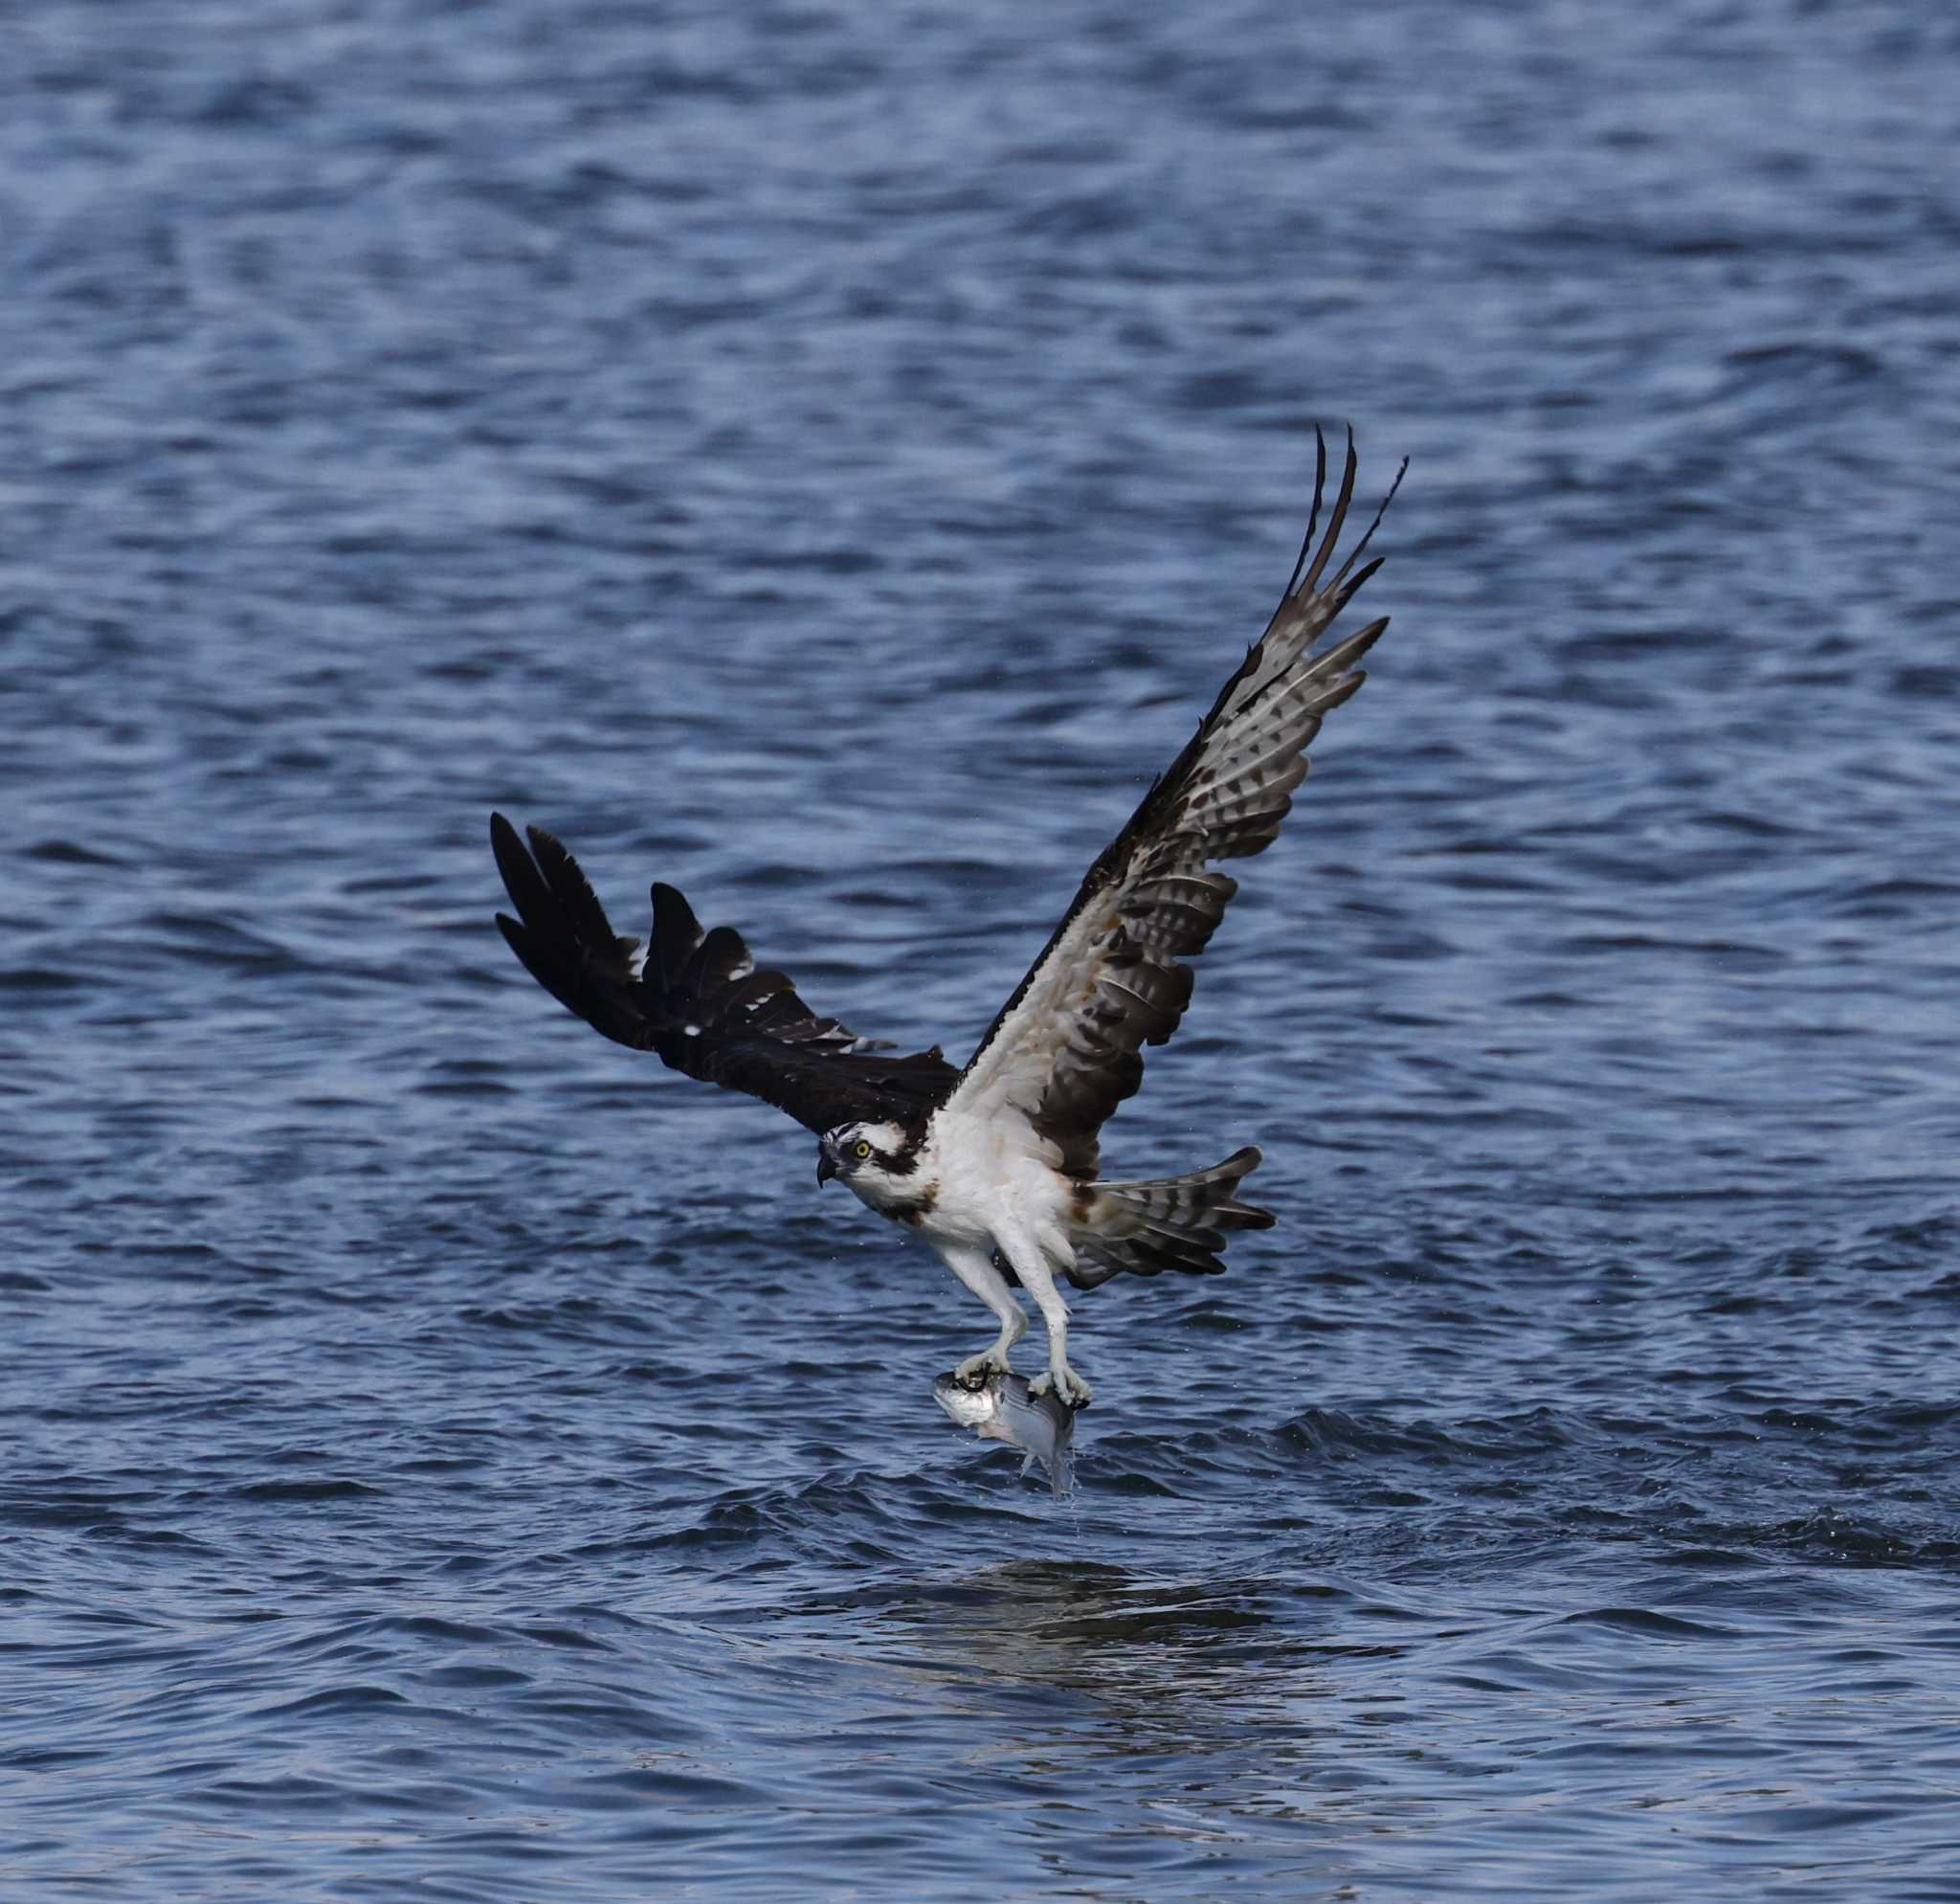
xmin=933 ymin=1369 xmax=1079 ymax=1497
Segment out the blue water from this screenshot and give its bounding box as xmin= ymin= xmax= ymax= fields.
xmin=5 ymin=1 xmax=1959 ymax=1897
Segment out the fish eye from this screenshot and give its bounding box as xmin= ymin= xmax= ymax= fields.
xmin=854 ymin=1139 xmax=872 ymax=1160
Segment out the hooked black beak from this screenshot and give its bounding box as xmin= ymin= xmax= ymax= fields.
xmin=816 ymin=1149 xmax=836 ymax=1188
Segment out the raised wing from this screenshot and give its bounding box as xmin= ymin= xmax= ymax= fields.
xmin=946 ymin=430 xmax=1404 ymax=1178
xmin=492 ymin=815 xmax=958 ymax=1135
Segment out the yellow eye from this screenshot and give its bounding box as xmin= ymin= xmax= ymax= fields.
xmin=854 ymin=1140 xmax=872 ymax=1160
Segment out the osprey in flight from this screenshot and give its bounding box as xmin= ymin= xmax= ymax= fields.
xmin=492 ymin=433 xmax=1401 ymax=1407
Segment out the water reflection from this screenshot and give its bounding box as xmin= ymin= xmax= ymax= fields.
xmin=843 ymin=1560 xmax=1421 ymax=1893
xmin=868 ymin=1559 xmax=1401 ymax=1758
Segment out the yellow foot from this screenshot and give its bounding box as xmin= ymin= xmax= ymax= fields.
xmin=1030 ymin=1366 xmax=1093 ymax=1407
xmin=954 ymin=1350 xmax=1012 ymax=1389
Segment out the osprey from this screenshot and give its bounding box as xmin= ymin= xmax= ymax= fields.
xmin=492 ymin=432 xmax=1402 ymax=1407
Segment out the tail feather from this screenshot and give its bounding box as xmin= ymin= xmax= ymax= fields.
xmin=1066 ymin=1145 xmax=1275 ymax=1288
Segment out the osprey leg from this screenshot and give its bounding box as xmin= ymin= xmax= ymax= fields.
xmin=997 ymin=1230 xmax=1094 ymax=1407
xmin=936 ymin=1243 xmax=1028 ymax=1382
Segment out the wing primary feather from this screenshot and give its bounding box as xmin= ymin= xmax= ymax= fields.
xmin=1280 ymin=423 xmax=1331 ymax=602
xmin=528 ymin=823 xmax=624 ymax=956
xmin=1301 ymin=616 xmax=1391 ymax=683
xmin=490 ymin=812 xmax=558 ymax=936
xmin=494 ymin=910 xmax=568 ymax=1013
xmin=1297 ymin=427 xmax=1360 ymax=596
xmin=687 ymin=924 xmax=754 ymax=995
xmin=1331 ymin=553 xmax=1385 ymax=614
xmin=649 ymin=882 xmax=704 ymax=990
xmin=1329 ymin=455 xmax=1410 ymax=591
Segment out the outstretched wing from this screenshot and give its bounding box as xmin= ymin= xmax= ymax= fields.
xmin=944 ymin=429 xmax=1404 ymax=1178
xmin=491 ymin=815 xmax=959 ymax=1134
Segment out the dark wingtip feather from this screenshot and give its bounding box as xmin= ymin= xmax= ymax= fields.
xmin=1323 ymin=615 xmax=1392 ymax=674
xmin=523 ymin=823 xmax=618 ymax=952
xmin=1282 ymin=425 xmax=1332 ymax=602
xmin=1299 ymin=429 xmax=1362 ymax=595
xmin=491 ymin=813 xmax=558 ymax=934
xmin=649 ymin=882 xmax=704 ymax=989
xmin=1330 ymin=453 xmax=1410 ymax=591
xmin=494 ymin=908 xmax=572 ymax=1016
xmin=489 ymin=810 xmax=524 ymax=885
xmin=1331 ymin=554 xmax=1385 ymax=613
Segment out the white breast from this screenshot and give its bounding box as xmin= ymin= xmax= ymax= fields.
xmin=913 ymin=1106 xmax=1071 ymax=1251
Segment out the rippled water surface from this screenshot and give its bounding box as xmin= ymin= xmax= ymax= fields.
xmin=5 ymin=1 xmax=1960 ymax=1897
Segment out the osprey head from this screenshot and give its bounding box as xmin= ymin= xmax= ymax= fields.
xmin=816 ymin=1120 xmax=915 ymax=1195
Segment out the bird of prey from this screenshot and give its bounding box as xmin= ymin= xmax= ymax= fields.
xmin=492 ymin=432 xmax=1402 ymax=1407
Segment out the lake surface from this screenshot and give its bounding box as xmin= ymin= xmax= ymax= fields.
xmin=4 ymin=1 xmax=1958 ymax=1897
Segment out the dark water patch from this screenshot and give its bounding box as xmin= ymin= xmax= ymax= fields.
xmin=232 ymin=1478 xmax=382 ymax=1504
xmin=0 ymin=965 xmax=93 ymax=992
